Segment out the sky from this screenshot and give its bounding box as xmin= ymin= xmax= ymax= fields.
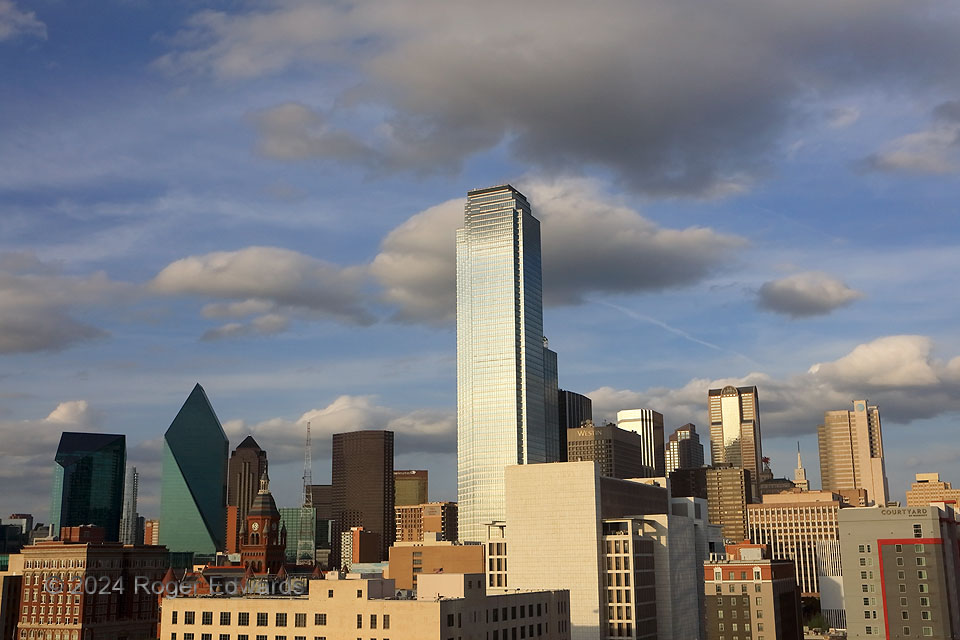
xmin=2 ymin=0 xmax=960 ymax=523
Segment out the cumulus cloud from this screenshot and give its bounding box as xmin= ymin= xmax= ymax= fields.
xmin=756 ymin=271 xmax=864 ymax=317
xmin=0 ymin=400 xmax=101 ymax=518
xmin=589 ymin=334 xmax=960 ymax=439
xmin=222 ymin=395 xmax=455 ymax=464
xmin=862 ymin=100 xmax=960 ymax=174
xmin=0 ymin=0 xmax=46 ymax=42
xmin=370 ymin=178 xmax=746 ymax=323
xmin=0 ymin=252 xmax=128 ymax=354
xmin=157 ymin=0 xmax=960 ymax=196
xmin=150 ymin=246 xmax=375 ymax=332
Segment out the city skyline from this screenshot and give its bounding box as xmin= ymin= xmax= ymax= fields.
xmin=2 ymin=0 xmax=960 ymax=525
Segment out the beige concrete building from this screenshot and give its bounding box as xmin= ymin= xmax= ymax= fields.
xmin=747 ymin=490 xmax=843 ymax=596
xmin=386 ymin=536 xmax=484 ymax=590
xmin=839 ymin=503 xmax=960 ymax=639
xmin=706 ymin=466 xmax=753 ymax=543
xmin=708 ymin=385 xmax=762 ymax=496
xmin=160 ymin=572 xmax=571 ymax=640
xmin=567 ymin=421 xmax=654 ymax=479
xmin=704 ymin=543 xmax=803 ymax=640
xmin=395 ymin=501 xmax=457 ymax=543
xmin=818 ymin=400 xmax=889 ymax=507
xmin=394 ymin=469 xmax=428 ymax=507
xmin=906 ymin=472 xmax=960 ymax=507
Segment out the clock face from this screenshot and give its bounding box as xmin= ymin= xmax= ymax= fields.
xmin=856 ymin=402 xmax=865 ymax=412
xmin=251 ymin=522 xmax=260 ymax=532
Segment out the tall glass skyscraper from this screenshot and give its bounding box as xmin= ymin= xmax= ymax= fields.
xmin=50 ymin=432 xmax=126 ymax=541
xmin=160 ymin=383 xmax=229 ymax=554
xmin=119 ymin=466 xmax=140 ymax=544
xmin=456 ymin=184 xmax=558 ymax=542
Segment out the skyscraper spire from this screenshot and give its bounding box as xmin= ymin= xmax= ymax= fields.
xmin=794 ymin=441 xmax=809 ymax=492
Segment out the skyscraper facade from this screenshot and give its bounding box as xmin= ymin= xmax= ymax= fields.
xmin=456 ymin=184 xmax=557 ymax=542
xmin=160 ymin=383 xmax=229 ymax=554
xmin=119 ymin=466 xmax=139 ymax=545
xmin=227 ymin=435 xmax=269 ymax=553
xmin=708 ymin=385 xmax=762 ymax=495
xmin=394 ymin=469 xmax=429 ymax=506
xmin=817 ymin=400 xmax=888 ymax=506
xmin=616 ymin=408 xmax=666 ymax=477
xmin=332 ymin=430 xmax=395 ymax=562
xmin=906 ymin=472 xmax=960 ymax=506
xmin=543 ymin=342 xmax=561 ymax=462
xmin=50 ymin=432 xmax=126 ymax=541
xmin=558 ymin=390 xmax=592 ymax=464
xmin=665 ymin=423 xmax=704 ymax=474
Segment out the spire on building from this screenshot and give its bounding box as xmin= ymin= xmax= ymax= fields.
xmin=794 ymin=441 xmax=810 ymax=492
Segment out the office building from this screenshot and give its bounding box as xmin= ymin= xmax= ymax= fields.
xmin=0 ymin=560 xmax=21 ymax=640
xmin=279 ymin=506 xmax=328 ymax=564
xmin=119 ymin=465 xmax=140 ymax=545
xmin=670 ymin=467 xmax=708 ymax=500
xmin=332 ymin=430 xmax=395 ymax=562
xmin=906 ymin=472 xmax=960 ymax=506
xmin=457 ymin=184 xmax=559 ymax=542
xmin=708 ymin=385 xmax=762 ymax=496
xmin=760 ymin=477 xmax=797 ymax=496
xmin=226 ymin=435 xmax=269 ymax=553
xmin=161 ymin=572 xmax=571 ymax=640
xmin=396 ymin=501 xmax=458 ymax=543
xmin=747 ymin=490 xmax=843 ymax=596
xmin=704 ymin=542 xmax=803 ymax=640
xmin=394 ymin=469 xmax=429 ymax=506
xmin=503 ymin=461 xmax=672 ymax=640
xmin=794 ymin=446 xmax=810 ymax=492
xmin=706 ymin=466 xmax=753 ymax=543
xmin=839 ymin=503 xmax=960 ymax=639
xmin=815 ymin=539 xmax=846 ymax=629
xmin=387 ymin=535 xmax=485 ymax=590
xmin=665 ymin=423 xmax=704 ymax=474
xmin=144 ymin=518 xmax=160 ymax=545
xmin=567 ymin=420 xmax=654 ymax=479
xmin=340 ymin=526 xmax=380 ymax=571
xmin=4 ymin=514 xmax=32 ymax=536
xmin=49 ymin=432 xmax=126 ymax=541
xmin=159 ymin=383 xmax=229 ymax=554
xmin=818 ymin=400 xmax=889 ymax=507
xmin=544 ymin=342 xmax=561 ymax=462
xmin=617 ymin=409 xmax=666 ymax=477
xmin=17 ymin=525 xmax=169 ymax=640
xmin=558 ymin=390 xmax=593 ymax=462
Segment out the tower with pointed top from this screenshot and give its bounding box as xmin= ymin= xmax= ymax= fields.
xmin=239 ymin=471 xmax=286 ymax=574
xmin=227 ymin=435 xmax=269 ymax=554
xmin=160 ymin=383 xmax=229 ymax=554
xmin=793 ymin=443 xmax=810 ymax=492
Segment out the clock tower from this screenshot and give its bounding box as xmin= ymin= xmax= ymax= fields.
xmin=239 ymin=471 xmax=286 ymax=573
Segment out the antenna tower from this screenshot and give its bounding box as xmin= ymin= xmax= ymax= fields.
xmin=296 ymin=421 xmax=316 ymax=565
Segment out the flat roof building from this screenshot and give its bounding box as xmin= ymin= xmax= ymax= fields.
xmin=818 ymin=400 xmax=889 ymax=507
xmin=396 ymin=501 xmax=458 ymax=543
xmin=906 ymin=472 xmax=960 ymax=507
xmin=394 ymin=469 xmax=429 ymax=507
xmin=568 ymin=421 xmax=656 ymax=479
xmin=386 ymin=536 xmax=484 ymax=590
xmin=706 ymin=466 xmax=753 ymax=543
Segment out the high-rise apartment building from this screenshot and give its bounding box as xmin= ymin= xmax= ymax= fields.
xmin=818 ymin=400 xmax=889 ymax=506
xmin=394 ymin=470 xmax=429 ymax=506
xmin=708 ymin=386 xmax=762 ymax=496
xmin=839 ymin=504 xmax=960 ymax=639
xmin=617 ymin=409 xmax=666 ymax=477
xmin=49 ymin=432 xmax=126 ymax=541
xmin=704 ymin=543 xmax=803 ymax=640
xmin=159 ymin=383 xmax=228 ymax=554
xmin=567 ymin=421 xmax=653 ymax=479
xmin=457 ymin=184 xmax=559 ymax=542
xmin=906 ymin=472 xmax=960 ymax=506
xmin=666 ymin=423 xmax=704 ymax=474
xmin=226 ymin=435 xmax=269 ymax=553
xmin=332 ymin=430 xmax=395 ymax=562
xmin=747 ymin=490 xmax=843 ymax=596
xmin=706 ymin=466 xmax=753 ymax=543
xmin=119 ymin=466 xmax=139 ymax=545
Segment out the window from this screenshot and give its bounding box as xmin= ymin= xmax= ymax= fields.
xmin=295 ymin=614 xmax=306 ymax=627
xmin=862 ymin=585 xmax=869 ymax=593
xmin=897 ymin=557 xmax=905 ymax=566
xmin=903 ymin=628 xmax=910 ymax=635
xmin=921 ymin=611 xmax=931 ymax=620
xmin=315 ymin=614 xmax=326 ymax=626
xmin=864 ymin=611 xmax=872 ymax=620
xmin=327 ymin=590 xmax=333 ymax=598
xmin=276 ymin=614 xmax=287 ymax=627
xmin=754 ymin=584 xmax=761 ymax=593
xmin=859 ymin=545 xmax=865 ymax=553
xmin=915 ymin=544 xmax=925 ymax=552
xmin=920 ymin=597 xmax=930 ymax=607
xmin=257 ymin=613 xmax=268 ymax=627
xmin=901 ymin=597 xmax=908 ymax=605
xmin=185 ymin=612 xmax=196 ymax=625
xmin=859 ymin=558 xmax=867 ymax=566
xmin=899 ymin=571 xmax=906 ymax=579
xmin=900 ymin=584 xmax=907 ymax=593
xmin=862 ymin=598 xmax=870 ymax=606
xmin=923 ymin=628 xmax=934 ymax=636
xmin=356 ymin=590 xmax=363 ymax=598
xmin=357 ymin=614 xmax=362 ymax=629
xmin=756 ymin=597 xmax=762 ymax=606
xmin=370 ymin=615 xmax=377 ymax=629
xmin=920 ymin=584 xmax=929 ymax=593
xmin=896 ymin=544 xmax=903 ymax=552
xmin=917 ymin=557 xmax=927 ymax=566
xmin=201 ymin=635 xmax=211 ymax=640
xmin=383 ymin=615 xmax=390 ymax=630
xmin=902 ymin=611 xmax=909 ymax=620
xmin=173 ymin=612 xmax=179 ymax=624
xmin=914 ymin=524 xmax=923 ymax=538
xmin=221 ymin=613 xmax=232 ymax=626
xmin=756 ymin=610 xmax=763 ymax=619
xmin=239 ymin=613 xmax=250 ymax=626
xmin=202 ymin=612 xmax=213 ymax=625
xmin=860 ymin=571 xmax=868 ymax=579
xmin=919 ymin=570 xmax=928 ymax=579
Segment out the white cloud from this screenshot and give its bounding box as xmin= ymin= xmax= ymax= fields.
xmin=756 ymin=271 xmax=864 ymax=317
xmin=862 ymin=100 xmax=960 ymax=174
xmin=0 ymin=253 xmax=129 ymax=353
xmin=150 ymin=246 xmax=375 ymax=332
xmin=158 ymin=0 xmax=960 ymax=196
xmin=588 ymin=335 xmax=960 ymax=438
xmin=0 ymin=0 xmax=46 ymax=42
xmin=223 ymin=395 xmax=455 ymax=464
xmin=370 ymin=177 xmax=746 ymax=323
xmin=200 ymin=314 xmax=290 ymax=341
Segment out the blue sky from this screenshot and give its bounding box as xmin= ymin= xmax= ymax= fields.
xmin=2 ymin=0 xmax=960 ymax=521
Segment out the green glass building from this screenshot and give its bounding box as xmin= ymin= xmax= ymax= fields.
xmin=160 ymin=383 xmax=228 ymax=554
xmin=49 ymin=432 xmax=126 ymax=541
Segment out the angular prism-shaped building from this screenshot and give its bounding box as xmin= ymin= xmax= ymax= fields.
xmin=50 ymin=432 xmax=126 ymax=541
xmin=160 ymin=383 xmax=229 ymax=554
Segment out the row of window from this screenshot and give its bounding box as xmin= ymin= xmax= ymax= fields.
xmin=173 ymin=612 xmax=333 ymax=627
